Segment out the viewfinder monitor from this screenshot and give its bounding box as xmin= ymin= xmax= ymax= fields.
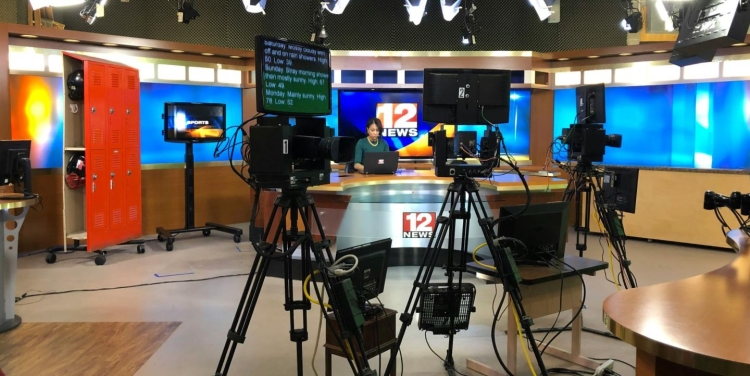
xmin=576 ymin=83 xmax=606 ymax=124
xmin=335 ymin=238 xmax=391 ymax=304
xmin=497 ymin=202 xmax=570 ymax=262
xmin=423 ymin=69 xmax=510 ymax=125
xmin=163 ymin=102 xmax=226 ymax=143
xmin=602 ymin=167 xmax=639 ymax=213
xmin=254 ymin=35 xmax=332 ymax=116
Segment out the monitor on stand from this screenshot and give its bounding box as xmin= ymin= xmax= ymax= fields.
xmin=335 ymin=238 xmax=391 ymax=316
xmin=0 ymin=140 xmax=33 ymax=199
xmin=601 ymin=167 xmax=639 ymax=214
xmin=497 ymin=201 xmax=570 ymax=265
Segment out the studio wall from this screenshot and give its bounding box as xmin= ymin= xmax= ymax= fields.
xmin=29 ymin=0 xmax=627 ymax=52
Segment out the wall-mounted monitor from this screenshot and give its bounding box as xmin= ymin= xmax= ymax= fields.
xmin=254 ymin=35 xmax=332 ymax=117
xmin=163 ymin=102 xmax=226 ymax=143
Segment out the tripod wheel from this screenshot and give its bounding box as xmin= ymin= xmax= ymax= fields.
xmin=157 ymin=234 xmax=165 ymax=242
xmin=233 ymin=234 xmax=242 ymax=243
xmin=166 ymin=241 xmax=174 ymax=252
xmin=137 ymin=244 xmax=145 ymax=254
xmin=94 ymin=254 xmax=106 ymax=266
xmin=45 ymin=253 xmax=56 ymax=264
xmin=203 ymin=229 xmax=211 ymax=237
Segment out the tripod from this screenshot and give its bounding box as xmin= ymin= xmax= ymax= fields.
xmin=215 ymin=188 xmax=375 ymax=376
xmin=384 ymin=176 xmax=549 ymax=376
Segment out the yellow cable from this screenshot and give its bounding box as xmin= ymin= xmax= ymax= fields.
xmin=472 ymin=243 xmax=496 ymax=271
xmin=304 ymin=271 xmax=332 ymax=309
xmin=511 ymin=299 xmax=538 ymax=376
xmin=596 ymin=218 xmax=621 ymax=291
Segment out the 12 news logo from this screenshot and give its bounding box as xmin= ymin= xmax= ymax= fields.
xmin=376 ymin=103 xmax=419 ymax=137
xmin=403 ymin=212 xmax=436 ymax=238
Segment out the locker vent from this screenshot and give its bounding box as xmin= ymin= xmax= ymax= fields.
xmin=93 ymin=129 xmax=104 ymax=146
xmin=111 ymin=153 xmax=121 ymax=168
xmin=110 ymin=73 xmax=120 ymax=88
xmin=92 ymin=156 xmax=104 ymax=170
xmin=127 ymin=75 xmax=137 ymax=89
xmin=92 ymin=72 xmax=103 ymax=86
xmin=94 ymin=213 xmax=105 ymax=229
xmin=129 ymin=205 xmax=138 ymax=220
xmin=128 ymin=152 xmax=137 ymax=166
xmin=111 ymin=130 xmax=121 ymax=145
xmin=127 ymin=129 xmax=137 ymax=144
xmin=112 ymin=209 xmax=123 ymax=226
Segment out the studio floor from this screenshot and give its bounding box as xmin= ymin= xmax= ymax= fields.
xmin=2 ymin=226 xmax=737 ymax=376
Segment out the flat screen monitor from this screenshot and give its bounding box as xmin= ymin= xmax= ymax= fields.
xmin=423 ymin=69 xmax=510 ymax=125
xmin=497 ymin=201 xmax=570 ymax=263
xmin=163 ymin=102 xmax=226 ymax=143
xmin=601 ymin=167 xmax=639 ymax=213
xmin=335 ymin=238 xmax=391 ymax=304
xmin=254 ymin=35 xmax=332 ymax=116
xmin=576 ymin=83 xmax=606 ymax=124
xmin=0 ymin=140 xmax=32 ymax=197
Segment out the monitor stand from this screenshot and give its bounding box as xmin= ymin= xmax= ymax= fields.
xmin=155 ymin=142 xmax=243 ymax=251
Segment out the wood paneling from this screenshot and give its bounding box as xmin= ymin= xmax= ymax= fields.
xmin=141 ymin=165 xmax=252 ymax=235
xmin=0 ymin=24 xmax=10 ymax=140
xmin=18 ymin=172 xmax=63 ymax=253
xmin=0 ymin=322 xmax=180 ymax=376
xmin=529 ymin=89 xmax=555 ymax=167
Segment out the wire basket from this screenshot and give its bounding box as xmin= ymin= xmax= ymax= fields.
xmin=418 ymin=283 xmax=476 ymax=335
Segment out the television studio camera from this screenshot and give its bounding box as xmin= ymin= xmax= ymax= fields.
xmin=554 ymin=83 xmax=638 ymax=290
xmin=703 ymin=190 xmax=750 ymax=240
xmin=383 ymin=69 xmax=554 ymax=376
xmin=214 ymin=35 xmax=376 ymax=376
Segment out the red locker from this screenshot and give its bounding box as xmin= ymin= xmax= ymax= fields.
xmin=85 ymin=62 xmax=107 ymax=150
xmin=125 ymin=147 xmax=142 ymax=236
xmin=106 ymin=66 xmax=124 ymax=149
xmin=62 ymin=53 xmax=143 ymax=257
xmin=124 ymin=69 xmax=140 ymax=150
xmin=86 ymin=149 xmax=108 ymax=252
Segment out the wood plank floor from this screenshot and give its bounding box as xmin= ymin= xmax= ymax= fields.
xmin=0 ymin=322 xmax=180 ymax=376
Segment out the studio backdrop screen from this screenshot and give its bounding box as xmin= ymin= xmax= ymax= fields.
xmin=337 ymin=90 xmax=531 ymax=158
xmin=553 ymin=81 xmax=750 ymax=169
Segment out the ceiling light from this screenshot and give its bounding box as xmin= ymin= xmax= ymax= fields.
xmin=619 ymin=52 xmax=633 ymax=56
xmin=243 ymin=0 xmax=267 ymax=14
xmin=63 ymin=39 xmax=80 ymax=43
xmin=103 ymin=42 xmax=117 ymax=46
xmin=529 ymin=0 xmax=554 ymax=21
xmin=405 ymin=0 xmax=428 ymax=25
xmin=557 ymin=57 xmax=569 ymax=61
xmin=201 ymin=52 xmax=215 ymax=56
xmin=587 ymin=55 xmax=599 ymax=59
xmin=324 ymin=0 xmax=351 ymax=15
xmin=460 ymin=0 xmax=479 ymax=46
xmin=441 ymin=0 xmax=462 ymax=21
xmin=30 ymin=0 xmax=85 ymax=10
xmin=653 ymin=50 xmax=668 ymax=53
xmin=172 ymin=50 xmax=185 ymax=53
xmin=79 ymin=0 xmax=104 ymax=25
xmin=621 ymin=12 xmax=643 ymax=33
xmin=19 ymin=34 xmax=38 ymax=39
xmin=178 ymin=1 xmax=200 ymax=24
xmin=138 ymin=46 xmax=153 ymax=50
xmin=732 ymin=43 xmax=748 ymax=47
xmin=312 ymin=2 xmax=329 ymax=45
xmin=229 ymin=55 xmax=241 ymax=59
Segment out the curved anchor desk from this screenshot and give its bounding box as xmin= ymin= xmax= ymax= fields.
xmin=0 ymin=196 xmax=37 ymax=333
xmin=603 ymin=229 xmax=750 ymax=376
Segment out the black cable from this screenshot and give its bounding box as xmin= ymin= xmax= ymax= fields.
xmin=373 ymin=296 xmax=404 ymax=376
xmin=588 ymin=357 xmax=635 ymax=370
xmin=424 ymin=331 xmax=469 ymax=376
xmin=539 ymin=259 xmax=586 ymax=356
xmin=15 ymin=272 xmax=250 ymax=303
xmin=490 ymin=289 xmax=515 ymax=376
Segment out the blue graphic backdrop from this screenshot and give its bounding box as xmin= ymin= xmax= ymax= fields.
xmin=553 ymin=82 xmax=750 ymax=169
xmin=140 ymin=83 xmax=243 ymax=164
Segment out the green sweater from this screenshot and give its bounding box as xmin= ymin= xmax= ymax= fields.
xmin=353 ymin=137 xmax=390 ymax=164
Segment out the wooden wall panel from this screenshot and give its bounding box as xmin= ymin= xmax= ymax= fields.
xmin=141 ymin=165 xmax=252 ymax=235
xmin=529 ymin=89 xmax=555 ymax=166
xmin=17 ymin=172 xmax=63 ymax=253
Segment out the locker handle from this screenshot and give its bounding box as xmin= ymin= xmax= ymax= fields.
xmin=110 ymin=108 xmax=114 ymax=114
xmin=91 ymin=107 xmax=96 ymax=113
xmin=127 ymin=170 xmax=131 ymax=176
xmin=92 ymin=182 xmax=96 ymax=192
xmin=92 ymin=174 xmax=97 ymax=180
xmin=110 ymin=180 xmax=113 ymax=190
xmin=126 ymin=109 xmax=131 ymax=115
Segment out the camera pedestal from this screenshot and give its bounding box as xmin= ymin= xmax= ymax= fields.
xmin=155 ymin=142 xmax=243 ymax=251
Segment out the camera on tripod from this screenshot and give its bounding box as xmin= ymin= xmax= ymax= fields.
xmin=561 ymin=84 xmax=622 ymax=164
xmin=422 ymin=68 xmax=511 ymax=178
xmin=243 ymin=35 xmax=355 ymax=190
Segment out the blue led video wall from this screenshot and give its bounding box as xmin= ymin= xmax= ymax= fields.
xmin=140 ymin=83 xmax=243 ymax=164
xmin=553 ymin=81 xmax=750 ymax=169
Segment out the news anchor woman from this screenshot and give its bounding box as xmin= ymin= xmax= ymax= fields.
xmin=353 ymin=118 xmax=389 ymax=173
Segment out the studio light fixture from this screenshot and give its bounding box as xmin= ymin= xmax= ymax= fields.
xmin=461 ymin=0 xmax=478 ymax=45
xmin=177 ymin=0 xmax=200 ymax=24
xmin=323 ymin=0 xmax=352 ymax=14
xmin=529 ymin=0 xmax=554 ymax=21
xmin=311 ymin=2 xmax=328 ymax=45
xmin=405 ymin=0 xmax=428 ymax=25
xmin=242 ymin=0 xmax=267 ymax=14
xmin=441 ymin=0 xmax=462 ymax=21
xmin=620 ymin=0 xmax=643 ymax=33
xmin=79 ymin=0 xmax=106 ymax=25
xmin=30 ymin=0 xmax=85 ymax=11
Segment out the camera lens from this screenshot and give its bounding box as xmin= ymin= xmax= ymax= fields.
xmin=605 ymin=134 xmax=622 ymax=148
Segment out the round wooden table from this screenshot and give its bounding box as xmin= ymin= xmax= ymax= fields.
xmin=603 ymin=229 xmax=750 ymax=376
xmin=0 ymin=195 xmax=38 ymax=333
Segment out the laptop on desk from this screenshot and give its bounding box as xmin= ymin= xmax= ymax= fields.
xmin=362 ymin=151 xmax=399 ymax=174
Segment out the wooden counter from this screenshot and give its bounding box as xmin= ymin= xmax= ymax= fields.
xmin=602 ymin=229 xmax=750 ymax=376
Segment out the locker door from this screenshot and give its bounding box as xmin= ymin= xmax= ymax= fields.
xmin=85 ymin=62 xmax=106 ymax=150
xmin=106 ymin=66 xmax=124 ymax=149
xmin=125 ymin=148 xmax=142 ymax=237
xmin=124 ymin=69 xmax=140 ymax=149
xmin=108 ymin=149 xmax=126 ymax=238
xmin=86 ymin=149 xmax=108 ymax=251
